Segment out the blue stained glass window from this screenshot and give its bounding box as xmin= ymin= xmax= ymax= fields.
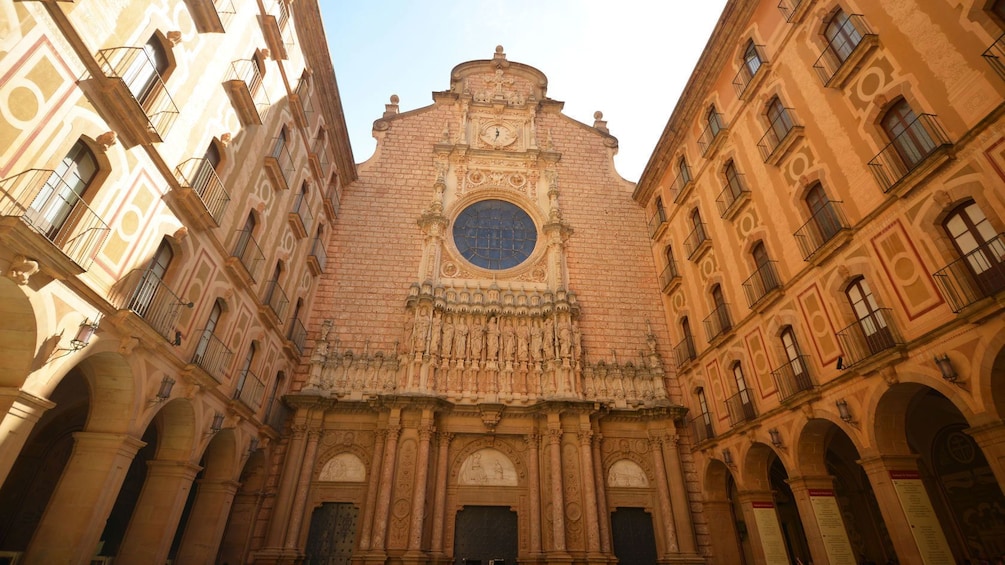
xmin=453 ymin=200 xmax=537 ymax=270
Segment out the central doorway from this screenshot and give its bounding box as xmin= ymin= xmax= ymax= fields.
xmin=611 ymin=507 xmax=658 ymax=565
xmin=304 ymin=502 xmax=359 ymax=565
xmin=453 ymin=506 xmax=517 ymax=565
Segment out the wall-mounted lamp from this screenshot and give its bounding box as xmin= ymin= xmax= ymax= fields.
xmin=248 ymin=437 xmax=260 ymax=455
xmin=70 ymin=317 xmax=100 ymax=351
xmin=208 ymin=412 xmax=225 ymax=435
xmin=722 ymin=448 xmax=734 ymax=467
xmin=152 ymin=376 xmax=175 ymax=403
xmin=769 ymin=428 xmax=783 ymax=448
xmin=836 ymin=399 xmax=853 ymax=423
xmin=934 ymin=354 xmax=958 ymax=382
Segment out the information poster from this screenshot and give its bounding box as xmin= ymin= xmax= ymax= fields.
xmin=808 ymin=489 xmax=856 ymax=565
xmin=889 ymin=470 xmax=954 ymax=564
xmin=751 ymin=501 xmax=790 ymax=565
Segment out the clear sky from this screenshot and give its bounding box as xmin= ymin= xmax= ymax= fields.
xmin=321 ymin=1 xmax=729 ymax=183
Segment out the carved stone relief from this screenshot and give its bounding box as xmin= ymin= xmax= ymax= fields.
xmin=318 ymin=453 xmax=366 ymax=482
xmin=458 ymin=448 xmax=518 ymax=486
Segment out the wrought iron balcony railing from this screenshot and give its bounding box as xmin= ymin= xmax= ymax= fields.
xmin=95 ymin=46 xmax=179 ymax=139
xmin=308 ymin=236 xmax=328 ymax=275
xmin=794 ymin=201 xmax=848 ymax=261
xmin=174 ymin=158 xmax=231 ymax=225
xmin=191 ymin=331 xmax=233 ymax=383
xmin=118 ymin=268 xmax=189 ymax=342
xmin=771 ymin=355 xmax=814 ymax=401
xmin=867 ymin=114 xmax=951 ymax=193
xmin=732 ymin=45 xmax=767 ymax=99
xmin=288 ymin=318 xmax=307 ymax=355
xmin=264 ymin=137 xmax=296 ymax=190
xmin=813 ymin=14 xmax=876 ymax=86
xmin=660 ymin=260 xmax=681 ymax=292
xmin=187 ymin=0 xmax=237 ymax=33
xmin=324 ymin=178 xmax=342 ymax=219
xmin=225 ymin=58 xmax=270 ymax=125
xmin=742 ymin=261 xmax=782 ymax=308
xmin=289 ymin=190 xmax=314 ymax=238
xmin=698 ymin=112 xmax=727 ymax=157
xmin=703 ymin=304 xmax=733 ymax=342
xmin=932 ymin=235 xmax=1005 ymax=312
xmin=716 ymin=175 xmax=750 ymax=219
xmin=648 ymin=206 xmax=668 ymax=239
xmin=777 ymin=0 xmax=808 ymax=21
xmin=265 ymin=402 xmax=291 ymax=434
xmin=262 ymin=279 xmax=290 ymax=322
xmin=670 ymin=166 xmax=694 ymax=204
xmin=835 ymin=309 xmax=903 ymax=368
xmin=231 ymin=229 xmax=266 ymax=282
xmin=983 ymin=32 xmax=1005 ymax=80
xmin=689 ymin=414 xmax=715 ymax=443
xmin=0 ymin=169 xmax=109 ymax=269
xmin=684 ymin=222 xmax=710 ymax=260
xmin=673 ymin=335 xmax=698 ymax=369
xmin=757 ymin=108 xmax=801 ymax=162
xmin=233 ymin=369 xmax=266 ymax=410
xmin=726 ymin=392 xmax=757 ymax=427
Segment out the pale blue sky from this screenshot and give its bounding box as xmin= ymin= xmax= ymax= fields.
xmin=322 ymin=1 xmax=728 ymax=182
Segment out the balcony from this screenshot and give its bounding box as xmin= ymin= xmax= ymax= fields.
xmin=715 ymin=176 xmax=750 ymax=220
xmin=659 ymin=260 xmax=681 ymax=294
xmin=287 ymin=318 xmax=307 ymax=355
xmin=669 ymin=167 xmax=695 ymax=204
xmin=227 ymin=229 xmax=266 ymax=283
xmin=0 ymin=169 xmax=109 ymax=278
xmin=688 ymin=414 xmax=715 ymax=444
xmin=698 ymin=112 xmax=728 ymax=157
xmin=757 ymin=108 xmax=804 ymax=165
xmin=703 ymin=304 xmax=733 ymax=343
xmin=92 ymin=46 xmax=179 ymax=146
xmin=867 ymin=114 xmax=952 ymax=196
xmin=983 ymin=32 xmax=1005 ymax=80
xmin=673 ymin=336 xmax=697 ymax=370
xmin=184 ymin=0 xmax=237 ymax=33
xmin=261 ymin=279 xmax=290 ymax=324
xmin=233 ymin=369 xmax=266 ymax=411
xmin=742 ymin=262 xmax=782 ymax=309
xmin=648 ymin=207 xmax=668 ymax=239
xmin=732 ymin=45 xmax=768 ymax=100
xmin=933 ymin=236 xmax=1005 ymax=313
xmin=171 ymin=158 xmax=231 ymax=229
xmin=264 ymin=137 xmax=295 ymax=191
xmin=771 ymin=355 xmax=814 ymax=402
xmin=777 ymin=0 xmax=811 ymax=23
xmin=191 ymin=331 xmax=232 ymax=384
xmin=309 ymin=138 xmax=330 ymax=181
xmin=835 ymin=309 xmax=904 ymax=369
xmin=813 ymin=14 xmax=879 ymax=88
xmin=288 ymin=191 xmax=314 ymax=239
xmin=794 ymin=201 xmax=850 ymax=262
xmin=323 ymin=177 xmax=342 ymax=221
xmin=223 ymin=59 xmax=270 ymax=127
xmin=307 ymin=236 xmax=327 ymax=276
xmin=684 ymin=222 xmax=711 ymax=261
xmin=265 ymin=402 xmax=291 ymax=434
xmin=260 ymin=0 xmax=293 ymax=60
xmin=726 ymin=392 xmax=757 ymax=427
xmin=116 ymin=268 xmax=190 ymax=343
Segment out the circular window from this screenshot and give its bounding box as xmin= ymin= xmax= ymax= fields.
xmin=453 ymin=199 xmax=537 ymax=270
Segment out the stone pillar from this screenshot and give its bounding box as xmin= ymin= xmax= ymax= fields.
xmin=406 ymin=420 xmax=435 ymax=558
xmin=857 ymin=454 xmax=953 ymax=565
xmin=786 ymin=474 xmax=855 ymax=565
xmin=0 ymin=387 xmax=54 ymax=488
xmin=430 ymin=432 xmax=452 ymax=556
xmin=371 ymin=422 xmax=402 ymax=551
xmin=648 ymin=435 xmax=679 ymax=557
xmin=265 ymin=424 xmax=309 ymax=549
xmin=546 ymin=423 xmax=567 ymax=554
xmin=358 ymin=429 xmax=387 ymax=551
xmin=284 ymin=428 xmax=322 ymax=550
xmin=24 ymin=431 xmax=145 ymax=565
xmin=176 ymin=479 xmax=242 ymax=564
xmin=577 ymin=428 xmax=602 ymax=556
xmin=701 ymin=499 xmax=744 ymax=565
xmin=116 ymin=460 xmax=202 ymax=564
xmin=735 ymin=489 xmax=787 ymax=565
xmin=591 ymin=433 xmax=611 ymax=554
xmin=967 ymin=419 xmax=1005 ymax=488
xmin=662 ymin=433 xmax=698 ymax=555
xmin=526 ymin=432 xmax=543 ymax=557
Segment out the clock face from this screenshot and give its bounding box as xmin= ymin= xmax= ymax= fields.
xmin=453 ymin=200 xmax=537 ymax=270
xmin=479 ymin=123 xmax=517 ymax=148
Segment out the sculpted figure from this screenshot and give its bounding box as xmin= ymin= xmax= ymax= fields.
xmin=455 ymin=319 xmax=469 ymax=361
xmin=486 ymin=316 xmax=500 ymax=361
xmin=429 ymin=311 xmax=442 ymax=356
xmin=559 ymin=320 xmax=572 ymax=358
xmin=442 ymin=318 xmax=454 ymax=359
xmin=572 ymin=323 xmax=582 ymax=360
xmin=470 ymin=318 xmax=485 ymax=363
xmin=503 ymin=320 xmax=516 ymax=363
xmin=517 ymin=319 xmax=530 ymax=362
xmin=412 ymin=316 xmax=429 ymax=355
xmin=530 ymin=319 xmax=543 ymax=362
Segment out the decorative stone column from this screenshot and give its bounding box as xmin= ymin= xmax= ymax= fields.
xmin=526 ymin=432 xmax=543 ymax=557
xmin=358 ymin=429 xmax=387 ymax=551
xmin=175 ymin=478 xmax=242 ymax=564
xmin=577 ymin=428 xmax=602 ymax=557
xmin=0 ymin=388 xmax=54 ymax=488
xmin=967 ymin=419 xmax=1005 ymax=488
xmin=430 ymin=432 xmax=452 ymax=557
xmin=591 ymin=433 xmax=611 ymax=555
xmin=264 ymin=424 xmax=309 ymax=549
xmin=648 ymin=435 xmax=679 ymax=557
xmin=371 ymin=422 xmax=402 ymax=551
xmin=735 ymin=489 xmax=787 ymax=565
xmin=786 ymin=474 xmax=856 ymax=565
xmin=116 ymin=460 xmax=202 ymax=564
xmin=24 ymin=431 xmax=146 ymax=564
xmin=405 ymin=420 xmax=435 ymax=560
xmin=284 ymin=428 xmax=323 ymax=550
xmin=546 ymin=424 xmax=568 ymax=555
xmin=662 ymin=432 xmax=698 ymax=555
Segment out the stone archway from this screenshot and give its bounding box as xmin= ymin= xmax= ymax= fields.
xmin=738 ymin=442 xmax=811 ymax=565
xmin=174 ymin=428 xmax=241 ymax=564
xmin=217 ymin=448 xmax=269 ymax=565
xmin=701 ymin=459 xmax=748 ymax=565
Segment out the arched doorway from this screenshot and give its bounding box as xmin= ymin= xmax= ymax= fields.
xmin=453 ymin=505 xmax=517 ymax=565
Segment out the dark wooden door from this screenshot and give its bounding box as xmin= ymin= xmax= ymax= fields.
xmin=453 ymin=506 xmax=517 ymax=565
xmin=304 ymin=502 xmax=358 ymax=565
xmin=611 ymin=507 xmax=658 ymax=565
